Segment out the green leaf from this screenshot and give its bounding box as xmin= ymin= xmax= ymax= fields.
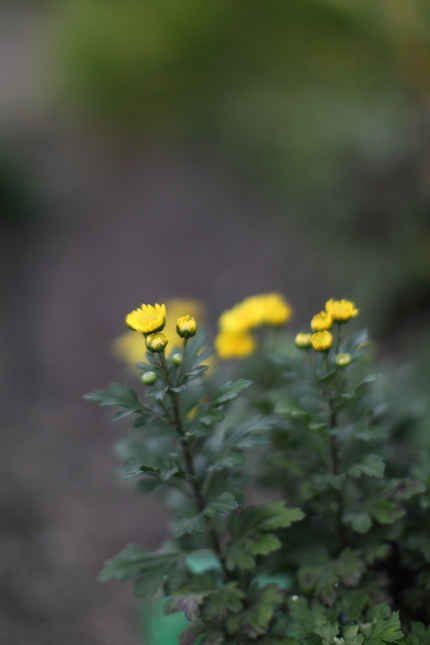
xmin=84 ymin=383 xmax=148 ymax=420
xmin=199 ymin=409 xmax=226 ymax=426
xmin=342 ymin=511 xmax=372 ymax=533
xmin=363 ymin=603 xmax=403 ymax=644
xmin=226 ymin=583 xmax=283 ymax=639
xmin=176 ymin=593 xmax=207 ymax=622
xmin=209 ymin=448 xmax=247 ymax=471
xmin=348 ymin=455 xmax=385 ymax=479
xmin=342 ymin=625 xmax=364 ymax=645
xmin=172 ymin=512 xmax=206 ymax=537
xmin=204 ymin=492 xmax=239 ymax=518
xmin=212 ymin=379 xmax=252 ymax=405
xmin=314 ymin=611 xmax=340 ymax=645
xmin=298 ymin=549 xmax=365 ymax=607
xmin=99 ymin=544 xmax=182 ymax=599
xmin=224 ymin=502 xmax=304 ymax=570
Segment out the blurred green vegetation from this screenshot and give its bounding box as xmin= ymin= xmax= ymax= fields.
xmin=51 ymin=0 xmax=430 ymax=351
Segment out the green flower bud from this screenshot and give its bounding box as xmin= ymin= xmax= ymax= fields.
xmin=176 ymin=315 xmax=197 ymax=339
xmin=335 ymin=352 xmax=352 ymax=367
xmin=171 ymin=353 xmax=183 ymax=366
xmin=140 ymin=371 xmax=157 ymax=385
xmin=145 ymin=332 xmax=169 ymax=353
xmin=295 ymin=333 xmax=312 ymax=349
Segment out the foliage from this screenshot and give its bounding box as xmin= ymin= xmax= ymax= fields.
xmin=86 ymin=296 xmax=430 ymax=644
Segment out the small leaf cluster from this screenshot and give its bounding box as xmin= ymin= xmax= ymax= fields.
xmin=86 ymin=305 xmax=430 ymax=644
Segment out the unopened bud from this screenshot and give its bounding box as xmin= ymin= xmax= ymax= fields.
xmin=295 ymin=333 xmax=312 ymax=349
xmin=171 ymin=353 xmax=183 ymax=366
xmin=145 ymin=332 xmax=169 ymax=353
xmin=140 ymin=371 xmax=157 ymax=385
xmin=335 ymin=353 xmax=352 ymax=367
xmin=176 ymin=315 xmax=197 ymax=339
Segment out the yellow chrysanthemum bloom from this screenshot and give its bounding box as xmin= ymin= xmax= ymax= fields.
xmin=219 ymin=293 xmax=292 ymax=333
xmin=219 ymin=301 xmax=259 ymax=334
xmin=145 ymin=332 xmax=169 ymax=353
xmin=325 ymin=299 xmax=359 ymax=323
xmin=311 ymin=311 xmax=333 ymax=332
xmin=261 ymin=293 xmax=293 ymax=326
xmin=215 ymin=331 xmax=255 ymax=359
xmin=295 ymin=332 xmax=312 ymax=349
xmin=311 ymin=331 xmax=333 ymax=352
xmin=176 ymin=315 xmax=197 ymax=339
xmin=114 ymin=298 xmax=205 ymax=367
xmin=125 ymin=303 xmax=166 ymax=334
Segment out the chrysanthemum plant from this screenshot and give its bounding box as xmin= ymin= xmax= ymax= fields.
xmin=85 ymin=296 xmax=430 ymax=645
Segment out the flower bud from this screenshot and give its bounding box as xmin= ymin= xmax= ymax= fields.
xmin=310 ymin=311 xmax=333 ymax=331
xmin=176 ymin=315 xmax=197 ymax=339
xmin=145 ymin=332 xmax=169 ymax=353
xmin=335 ymin=353 xmax=352 ymax=367
xmin=295 ymin=333 xmax=312 ymax=349
xmin=140 ymin=371 xmax=157 ymax=385
xmin=311 ymin=331 xmax=333 ymax=352
xmin=171 ymin=353 xmax=183 ymax=366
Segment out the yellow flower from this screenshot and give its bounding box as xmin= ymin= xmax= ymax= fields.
xmin=215 ymin=331 xmax=255 ymax=359
xmin=114 ymin=298 xmax=205 ymax=368
xmin=295 ymin=332 xmax=312 ymax=349
xmin=176 ymin=315 xmax=197 ymax=339
xmin=325 ymin=299 xmax=359 ymax=323
xmin=219 ymin=293 xmax=292 ymax=333
xmin=261 ymin=293 xmax=293 ymax=326
xmin=145 ymin=332 xmax=169 ymax=353
xmin=125 ymin=303 xmax=166 ymax=334
xmin=311 ymin=311 xmax=333 ymax=331
xmin=311 ymin=331 xmax=333 ymax=352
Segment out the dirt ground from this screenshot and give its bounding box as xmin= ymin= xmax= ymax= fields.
xmin=0 ymin=4 xmax=330 ymax=645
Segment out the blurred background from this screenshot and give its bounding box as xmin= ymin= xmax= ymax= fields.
xmin=2 ymin=0 xmax=430 ymax=642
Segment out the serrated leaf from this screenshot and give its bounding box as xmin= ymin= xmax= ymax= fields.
xmin=176 ymin=593 xmax=207 ymax=622
xmin=173 ymin=512 xmax=206 ymax=537
xmin=212 ymin=379 xmax=252 ymax=405
xmin=314 ymin=612 xmax=340 ymax=645
xmin=99 ymin=544 xmax=182 ymax=599
xmin=199 ymin=409 xmax=226 ymax=426
xmin=364 ymin=604 xmax=403 ymax=644
xmin=204 ymin=492 xmax=238 ymax=518
xmin=342 ymin=624 xmax=364 ymax=645
xmin=298 ymin=549 xmax=364 ymax=606
xmin=342 ymin=511 xmax=372 ymax=533
xmin=224 ymin=502 xmax=304 ymax=570
xmin=226 ymin=584 xmax=283 ymax=638
xmin=84 ymin=383 xmax=146 ymax=420
xmin=348 ymin=455 xmax=385 ymax=479
xmin=209 ymin=448 xmax=247 ymax=471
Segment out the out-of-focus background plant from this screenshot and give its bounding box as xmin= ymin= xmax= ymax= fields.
xmin=2 ymin=1 xmax=430 ymax=643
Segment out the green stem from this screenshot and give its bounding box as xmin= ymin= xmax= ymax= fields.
xmin=327 ymin=398 xmax=347 ymax=553
xmin=158 ymin=351 xmax=225 ymax=561
xmin=177 ymin=338 xmax=188 ymax=385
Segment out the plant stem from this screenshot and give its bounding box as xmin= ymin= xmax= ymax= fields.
xmin=177 ymin=338 xmax=188 ymax=385
xmin=328 ymin=397 xmax=347 ymax=553
xmin=158 ymin=351 xmax=225 ymax=560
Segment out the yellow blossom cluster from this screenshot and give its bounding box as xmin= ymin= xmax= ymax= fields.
xmin=114 ymin=299 xmax=203 ymax=366
xmin=215 ymin=293 xmax=292 ymax=359
xmin=295 ymin=298 xmax=359 ymax=353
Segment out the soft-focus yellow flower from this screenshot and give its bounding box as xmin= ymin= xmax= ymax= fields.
xmin=261 ymin=293 xmax=293 ymax=326
xmin=126 ymin=303 xmax=166 ymax=334
xmin=325 ymin=299 xmax=359 ymax=323
xmin=219 ymin=293 xmax=292 ymax=334
xmin=146 ymin=332 xmax=169 ymax=353
xmin=311 ymin=331 xmax=333 ymax=352
xmin=215 ymin=331 xmax=255 ymax=359
xmin=176 ymin=315 xmax=197 ymax=338
xmin=295 ymin=332 xmax=312 ymax=349
xmin=114 ymin=298 xmax=205 ymax=368
xmin=310 ymin=311 xmax=333 ymax=331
